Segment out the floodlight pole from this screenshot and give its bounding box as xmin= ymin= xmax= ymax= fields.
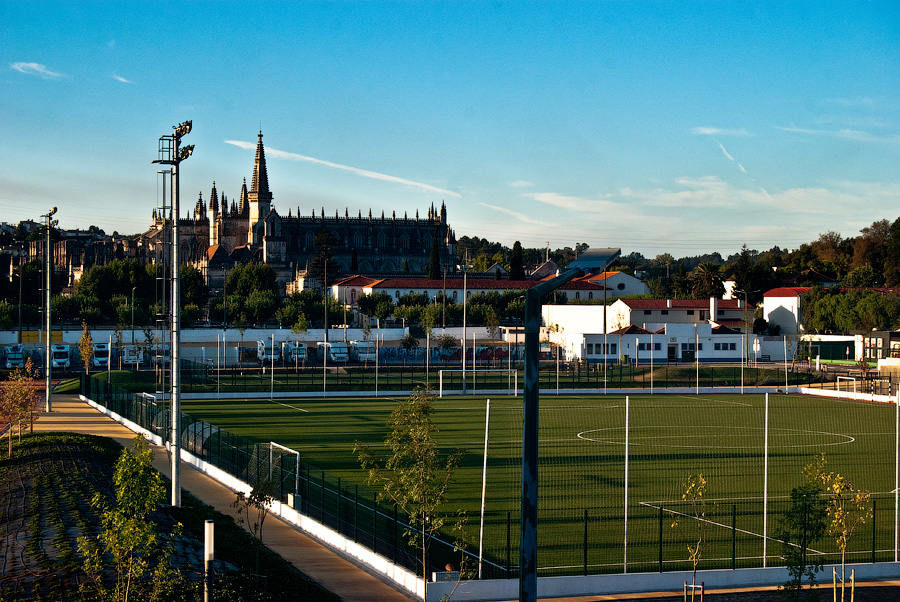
xmin=152 ymin=120 xmax=193 ymax=508
xmin=520 ymin=248 xmax=619 ymax=602
xmin=43 ymin=207 xmax=57 ymax=413
xmin=520 ymin=266 xmax=584 ymax=602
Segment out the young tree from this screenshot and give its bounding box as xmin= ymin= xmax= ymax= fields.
xmin=400 ymin=332 xmax=420 ymax=354
xmin=355 ymin=388 xmax=465 ymax=589
xmin=806 ymin=454 xmax=872 ymax=602
xmin=232 ymin=479 xmax=276 ymax=594
xmin=671 ymin=474 xmax=708 ymax=601
xmin=79 ymin=321 xmax=94 ymax=374
xmin=0 ymin=358 xmax=40 ymax=456
xmin=778 ymin=463 xmax=828 ymax=601
xmin=78 ymin=435 xmax=190 ymax=602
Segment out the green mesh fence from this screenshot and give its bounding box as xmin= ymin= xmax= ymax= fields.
xmin=81 ymin=373 xmax=898 ymax=580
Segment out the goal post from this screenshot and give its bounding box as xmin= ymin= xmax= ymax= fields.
xmin=438 ymin=369 xmax=517 ymax=397
xmin=269 ymin=441 xmax=300 ymax=502
xmin=836 ymin=375 xmax=857 ymax=393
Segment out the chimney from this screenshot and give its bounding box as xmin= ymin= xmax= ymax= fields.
xmin=710 ymin=297 xmax=718 ymax=321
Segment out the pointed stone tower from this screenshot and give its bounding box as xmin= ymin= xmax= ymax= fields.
xmin=248 ymin=131 xmax=273 ymax=246
xmin=208 ymin=181 xmax=220 ymax=247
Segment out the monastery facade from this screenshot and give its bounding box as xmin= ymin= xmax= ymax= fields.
xmin=140 ymin=132 xmax=457 ymax=291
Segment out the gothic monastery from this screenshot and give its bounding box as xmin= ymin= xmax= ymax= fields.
xmin=140 ymin=132 xmax=457 ymax=292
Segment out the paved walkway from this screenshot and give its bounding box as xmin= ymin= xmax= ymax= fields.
xmin=33 ymin=395 xmax=415 ymax=602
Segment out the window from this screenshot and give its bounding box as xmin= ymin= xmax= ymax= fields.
xmin=717 ymin=310 xmax=724 ymax=316
xmin=644 ymin=310 xmax=652 ymax=315
xmin=588 ymin=292 xmax=593 ymax=300
xmin=714 ymin=343 xmax=722 ymax=351
xmin=661 ymin=310 xmax=668 ymax=315
xmin=687 ymin=310 xmax=694 ymax=315
xmin=654 ymin=343 xmax=661 ymax=351
xmin=575 ymin=292 xmax=580 ymax=300
xmin=682 ymin=343 xmax=696 ymax=351
xmin=395 ymin=290 xmax=400 ymax=299
xmin=586 ymin=343 xmax=594 ymax=354
xmin=452 ymin=291 xmax=458 ymax=301
xmin=729 ymin=343 xmax=736 ymax=351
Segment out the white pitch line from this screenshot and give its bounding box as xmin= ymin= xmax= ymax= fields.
xmin=266 ymin=399 xmax=310 ymax=413
xmin=639 ymin=501 xmax=826 ymax=555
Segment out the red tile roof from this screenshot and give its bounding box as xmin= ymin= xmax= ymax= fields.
xmin=763 ymin=287 xmax=813 ymax=298
xmin=618 ymin=298 xmax=742 ymax=309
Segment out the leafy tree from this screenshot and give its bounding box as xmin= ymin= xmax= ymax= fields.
xmin=0 ymin=359 xmax=40 ymax=456
xmin=400 ymin=332 xmax=420 ymax=353
xmin=179 ymin=264 xmax=208 ymax=309
xmin=509 ymin=241 xmax=526 ymax=280
xmin=843 ymin=266 xmax=877 ymax=288
xmin=374 ymin=294 xmax=394 ymax=328
xmin=690 ymin=263 xmax=725 ymax=299
xmin=78 ymin=436 xmax=191 ymax=602
xmin=778 ymin=466 xmax=828 ymax=601
xmin=805 ymin=454 xmax=872 ymax=602
xmin=79 ymin=321 xmax=94 ymax=374
xmin=355 ymin=388 xmax=465 ymax=587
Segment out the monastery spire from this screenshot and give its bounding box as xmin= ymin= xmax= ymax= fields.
xmin=250 ymin=131 xmax=271 ymax=196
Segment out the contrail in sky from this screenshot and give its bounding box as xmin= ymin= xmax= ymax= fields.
xmin=225 ymin=140 xmax=460 ymax=198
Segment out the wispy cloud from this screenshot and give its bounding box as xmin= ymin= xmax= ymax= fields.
xmin=478 ymin=202 xmax=547 ymax=225
xmin=10 ymin=62 xmax=64 ymax=79
xmin=526 ymin=192 xmax=620 ymax=213
xmin=508 ymin=180 xmax=533 ymax=188
xmin=777 ymin=126 xmax=900 ymax=144
xmin=112 ymin=73 xmax=133 ymax=84
xmin=225 ymin=140 xmax=461 ymax=198
xmin=692 ymin=127 xmax=750 ymax=136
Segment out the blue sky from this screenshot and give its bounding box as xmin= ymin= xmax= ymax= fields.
xmin=2 ymin=1 xmax=898 ymax=257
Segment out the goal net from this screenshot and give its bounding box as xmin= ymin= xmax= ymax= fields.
xmin=438 ymin=369 xmax=517 ymax=397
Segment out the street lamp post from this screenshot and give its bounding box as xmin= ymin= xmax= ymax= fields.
xmin=152 ymin=120 xmax=193 ymax=508
xmin=43 ymin=207 xmax=57 ymax=413
xmin=131 ymin=286 xmax=137 ymax=346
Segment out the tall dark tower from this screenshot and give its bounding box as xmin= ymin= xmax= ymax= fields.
xmin=248 ymin=131 xmax=273 ymax=246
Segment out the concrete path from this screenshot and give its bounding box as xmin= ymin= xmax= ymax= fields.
xmin=33 ymin=395 xmax=415 ymax=602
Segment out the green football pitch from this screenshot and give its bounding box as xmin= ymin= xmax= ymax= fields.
xmin=180 ymin=392 xmax=898 ymax=575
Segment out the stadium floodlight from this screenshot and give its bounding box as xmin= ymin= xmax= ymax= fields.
xmin=519 ymin=247 xmax=619 ymax=602
xmin=151 ymin=120 xmax=192 ymax=508
xmin=174 ymin=120 xmax=192 ymax=139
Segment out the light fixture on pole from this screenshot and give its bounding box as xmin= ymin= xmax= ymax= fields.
xmin=152 ymin=120 xmax=193 ymax=508
xmin=43 ymin=207 xmax=57 ymax=413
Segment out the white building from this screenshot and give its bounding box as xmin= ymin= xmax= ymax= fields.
xmin=762 ymin=287 xmax=811 ymax=335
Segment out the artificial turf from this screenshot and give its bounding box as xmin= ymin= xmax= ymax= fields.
xmin=180 ymin=392 xmax=897 ymax=576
